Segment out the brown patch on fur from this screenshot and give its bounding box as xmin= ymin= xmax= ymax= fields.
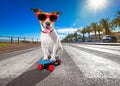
xmin=31 ymin=8 xmax=42 ymax=14
xmin=31 ymin=8 xmax=62 ymax=15
xmin=52 ymin=12 xmax=62 ymax=15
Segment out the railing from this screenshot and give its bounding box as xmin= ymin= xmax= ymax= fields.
xmin=0 ymin=36 xmax=40 ymax=44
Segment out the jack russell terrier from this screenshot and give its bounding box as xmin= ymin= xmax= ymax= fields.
xmin=32 ymin=8 xmax=63 ymax=61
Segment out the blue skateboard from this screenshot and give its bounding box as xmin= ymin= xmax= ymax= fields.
xmin=38 ymin=58 xmax=61 ymax=72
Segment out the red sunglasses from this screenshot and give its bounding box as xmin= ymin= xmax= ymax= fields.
xmin=36 ymin=14 xmax=58 ymax=22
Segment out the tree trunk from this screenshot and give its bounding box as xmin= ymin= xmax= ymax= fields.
xmin=98 ymin=31 xmax=101 ymax=41
xmin=106 ymin=28 xmax=109 ymax=35
xmin=88 ymin=32 xmax=90 ymax=39
xmin=109 ymin=30 xmax=111 ymax=35
xmin=95 ymin=28 xmax=97 ymax=41
xmin=83 ymin=34 xmax=85 ymax=42
xmin=105 ymin=28 xmax=107 ymax=35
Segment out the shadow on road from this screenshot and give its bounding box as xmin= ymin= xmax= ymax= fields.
xmin=6 ymin=69 xmax=51 ymax=86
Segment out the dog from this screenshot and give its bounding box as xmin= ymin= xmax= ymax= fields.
xmin=32 ymin=8 xmax=63 ymax=61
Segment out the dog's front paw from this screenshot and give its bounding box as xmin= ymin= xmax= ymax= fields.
xmin=50 ymin=57 xmax=56 ymax=62
xmin=43 ymin=56 xmax=48 ymax=60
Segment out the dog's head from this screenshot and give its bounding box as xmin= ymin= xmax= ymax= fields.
xmin=31 ymin=8 xmax=62 ymax=34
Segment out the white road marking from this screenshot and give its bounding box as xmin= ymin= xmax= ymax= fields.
xmin=72 ymin=44 xmax=120 ymax=56
xmin=64 ymin=45 xmax=120 ymax=78
xmin=0 ymin=48 xmax=43 ymax=78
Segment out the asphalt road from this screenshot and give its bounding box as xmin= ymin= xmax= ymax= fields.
xmin=0 ymin=43 xmax=120 ymax=86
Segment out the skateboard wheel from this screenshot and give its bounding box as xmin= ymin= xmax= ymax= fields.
xmin=48 ymin=65 xmax=54 ymax=72
xmin=38 ymin=64 xmax=43 ymax=70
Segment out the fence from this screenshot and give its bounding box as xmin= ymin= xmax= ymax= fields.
xmin=0 ymin=36 xmax=40 ymax=44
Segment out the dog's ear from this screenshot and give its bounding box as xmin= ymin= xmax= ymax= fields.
xmin=31 ymin=8 xmax=42 ymax=14
xmin=52 ymin=12 xmax=62 ymax=15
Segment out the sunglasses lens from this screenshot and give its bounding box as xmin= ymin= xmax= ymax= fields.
xmin=50 ymin=15 xmax=58 ymax=22
xmin=38 ymin=14 xmax=46 ymax=21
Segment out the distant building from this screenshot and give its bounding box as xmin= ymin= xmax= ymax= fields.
xmin=113 ymin=31 xmax=120 ymax=42
xmin=115 ymin=31 xmax=120 ymax=37
xmin=90 ymin=34 xmax=104 ymax=41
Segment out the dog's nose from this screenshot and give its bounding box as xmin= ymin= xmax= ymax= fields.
xmin=45 ymin=22 xmax=50 ymax=26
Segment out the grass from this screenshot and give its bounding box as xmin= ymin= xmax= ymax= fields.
xmin=0 ymin=43 xmax=11 ymax=47
xmin=0 ymin=42 xmax=40 ymax=47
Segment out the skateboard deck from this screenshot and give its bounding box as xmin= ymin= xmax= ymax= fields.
xmin=39 ymin=60 xmax=52 ymax=65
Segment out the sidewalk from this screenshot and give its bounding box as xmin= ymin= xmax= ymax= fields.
xmin=92 ymin=43 xmax=120 ymax=46
xmin=0 ymin=43 xmax=40 ymax=54
xmin=77 ymin=42 xmax=120 ymax=46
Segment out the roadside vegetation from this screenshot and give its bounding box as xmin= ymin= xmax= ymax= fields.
xmin=0 ymin=41 xmax=40 ymax=47
xmin=0 ymin=43 xmax=11 ymax=47
xmin=62 ymin=11 xmax=120 ymax=43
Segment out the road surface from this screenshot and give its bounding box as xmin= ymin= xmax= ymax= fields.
xmin=0 ymin=43 xmax=120 ymax=86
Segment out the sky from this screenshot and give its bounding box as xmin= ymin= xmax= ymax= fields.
xmin=0 ymin=0 xmax=120 ymax=39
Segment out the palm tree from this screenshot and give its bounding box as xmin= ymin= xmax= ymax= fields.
xmin=112 ymin=11 xmax=120 ymax=29
xmin=97 ymin=24 xmax=103 ymax=41
xmin=73 ymin=32 xmax=78 ymax=42
xmin=91 ymin=22 xmax=98 ymax=41
xmin=62 ymin=33 xmax=74 ymax=43
xmin=78 ymin=28 xmax=87 ymax=42
xmin=85 ymin=26 xmax=92 ymax=40
xmin=67 ymin=33 xmax=74 ymax=42
xmin=115 ymin=11 xmax=120 ymax=17
xmin=62 ymin=31 xmax=80 ymax=43
xmin=100 ymin=18 xmax=112 ymax=35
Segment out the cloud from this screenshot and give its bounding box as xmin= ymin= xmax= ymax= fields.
xmin=56 ymin=27 xmax=82 ymax=39
xmin=57 ymin=28 xmax=78 ymax=34
xmin=58 ymin=34 xmax=67 ymax=40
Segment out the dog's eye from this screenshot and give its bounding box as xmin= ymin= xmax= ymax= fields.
xmin=50 ymin=15 xmax=58 ymax=22
xmin=38 ymin=14 xmax=46 ymax=21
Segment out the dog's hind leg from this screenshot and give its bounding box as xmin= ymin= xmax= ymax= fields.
xmin=56 ymin=46 xmax=63 ymax=58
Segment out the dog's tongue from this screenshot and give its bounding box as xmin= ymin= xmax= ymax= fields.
xmin=44 ymin=28 xmax=51 ymax=34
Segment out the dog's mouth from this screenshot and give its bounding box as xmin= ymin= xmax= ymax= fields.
xmin=41 ymin=24 xmax=52 ymax=34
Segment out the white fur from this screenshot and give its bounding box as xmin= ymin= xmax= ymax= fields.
xmin=41 ymin=28 xmax=63 ymax=61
